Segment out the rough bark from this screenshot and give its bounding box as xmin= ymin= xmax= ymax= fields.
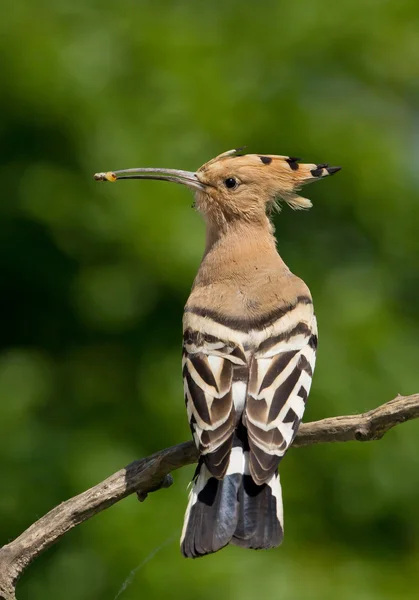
xmin=1 ymin=393 xmax=418 ymax=600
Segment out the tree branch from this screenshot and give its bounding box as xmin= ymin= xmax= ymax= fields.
xmin=1 ymin=393 xmax=418 ymax=600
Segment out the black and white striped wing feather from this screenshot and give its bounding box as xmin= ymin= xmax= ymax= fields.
xmin=246 ymin=317 xmax=318 ymax=485
xmin=182 ymin=328 xmax=247 ymax=478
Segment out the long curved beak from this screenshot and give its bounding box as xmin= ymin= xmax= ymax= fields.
xmin=94 ymin=167 xmax=205 ymax=191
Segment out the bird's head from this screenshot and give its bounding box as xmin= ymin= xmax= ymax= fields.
xmin=95 ymin=148 xmax=340 ymax=227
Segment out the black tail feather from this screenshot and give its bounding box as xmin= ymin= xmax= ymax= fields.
xmin=181 ymin=452 xmax=283 ymax=557
xmin=232 ymin=473 xmax=283 ymax=549
xmin=181 ymin=468 xmax=241 ymax=558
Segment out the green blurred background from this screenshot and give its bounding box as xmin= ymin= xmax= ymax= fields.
xmin=1 ymin=0 xmax=419 ymax=598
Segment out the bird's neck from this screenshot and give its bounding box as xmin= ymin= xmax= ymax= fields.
xmin=194 ymin=217 xmax=286 ymax=287
xmin=204 ymin=213 xmax=273 ymax=253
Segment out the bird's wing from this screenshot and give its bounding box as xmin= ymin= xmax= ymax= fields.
xmin=182 ymin=327 xmax=248 ymax=479
xmin=245 ymin=310 xmax=317 ymax=485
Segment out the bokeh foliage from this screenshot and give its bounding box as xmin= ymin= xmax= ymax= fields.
xmin=1 ymin=1 xmax=419 ymax=598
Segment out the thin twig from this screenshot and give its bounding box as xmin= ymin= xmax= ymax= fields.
xmin=0 ymin=393 xmax=418 ymax=600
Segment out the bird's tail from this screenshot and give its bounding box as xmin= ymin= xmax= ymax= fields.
xmin=180 ymin=446 xmax=284 ymax=558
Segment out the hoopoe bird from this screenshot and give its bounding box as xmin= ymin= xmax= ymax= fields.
xmin=95 ymin=149 xmax=340 ymax=558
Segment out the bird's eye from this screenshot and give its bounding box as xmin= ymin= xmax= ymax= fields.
xmin=224 ymin=177 xmax=238 ymax=190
